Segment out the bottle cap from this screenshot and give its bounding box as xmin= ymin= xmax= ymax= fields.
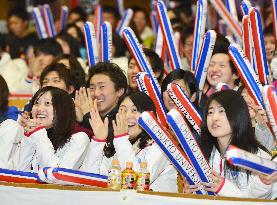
xmin=140 ymin=161 xmax=147 ymax=168
xmin=112 ymin=159 xmax=120 ymax=166
xmin=126 ymin=162 xmax=133 ymax=168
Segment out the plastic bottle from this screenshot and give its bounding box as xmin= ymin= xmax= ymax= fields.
xmin=271 ymin=140 xmax=277 ymax=159
xmin=121 ymin=162 xmax=136 ymax=189
xmin=107 ymin=159 xmax=121 ymax=190
xmin=136 ymin=162 xmax=150 ymax=191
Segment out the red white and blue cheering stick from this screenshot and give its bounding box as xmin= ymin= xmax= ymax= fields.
xmin=226 ymin=145 xmax=277 ymax=175
xmin=116 ymin=9 xmax=134 ymax=37
xmin=138 ymin=111 xmax=206 ymax=195
xmin=42 ymin=4 xmax=56 ymax=38
xmin=84 ymin=21 xmax=99 ymax=66
xmin=136 ymin=72 xmax=149 ymax=95
xmin=60 ymin=5 xmax=68 ymax=31
xmin=167 ymin=83 xmax=202 ymax=135
xmin=156 ymin=0 xmax=181 ymax=70
xmin=228 ymin=44 xmax=265 ymax=109
xmin=94 ymin=4 xmax=102 ymax=43
xmin=209 ymin=0 xmax=242 ymax=41
xmin=44 ymin=167 xmax=108 ymax=187
xmin=241 ymin=0 xmax=252 ymax=16
xmin=167 ymin=109 xmax=214 ymax=195
xmin=249 ymin=8 xmax=270 ymax=85
xmin=100 ymin=21 xmax=112 ymax=62
xmin=0 ymin=168 xmax=39 ymax=184
xmin=33 ymin=7 xmax=48 ymax=39
xmin=122 ymin=27 xmax=161 ymax=92
xmin=191 ymin=0 xmax=207 ymax=72
xmin=194 ymin=30 xmax=217 ymax=92
xmin=262 ymin=85 xmax=277 ymax=138
xmin=136 ymin=72 xmax=167 ymax=127
xmin=271 ymin=0 xmax=277 ymax=45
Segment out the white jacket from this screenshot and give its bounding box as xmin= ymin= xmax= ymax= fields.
xmin=16 ymin=127 xmax=90 ymax=172
xmin=210 ymin=147 xmax=273 ymax=199
xmin=0 ymin=52 xmax=33 ymax=93
xmin=80 ymin=134 xmax=178 ymax=192
xmin=0 ymin=119 xmax=24 ymax=169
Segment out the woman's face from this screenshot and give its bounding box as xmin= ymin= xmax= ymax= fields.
xmin=31 ymin=91 xmax=54 ymax=129
xmin=241 ymin=88 xmax=256 ymax=119
xmin=207 ymin=100 xmax=232 ymax=141
xmin=119 ymin=97 xmax=142 ymax=140
xmin=162 ymin=79 xmax=192 ymax=111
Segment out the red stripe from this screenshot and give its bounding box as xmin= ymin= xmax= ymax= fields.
xmin=0 ymin=175 xmax=38 ymax=184
xmin=53 ymin=173 xmax=107 ymax=188
xmin=268 ymin=87 xmax=277 ymax=123
xmin=147 ymin=112 xmax=190 ymax=162
xmin=172 ymin=84 xmax=202 ymax=126
xmin=242 ymin=17 xmax=251 ymax=63
xmin=250 ymin=9 xmax=266 ymax=85
xmin=144 ymin=75 xmax=167 ymax=127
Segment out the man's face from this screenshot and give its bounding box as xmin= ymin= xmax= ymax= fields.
xmin=8 ymin=16 xmax=27 ymax=37
xmin=89 ymin=74 xmax=124 ymax=116
xmin=127 ymin=58 xmax=140 ymax=90
xmin=207 ymin=53 xmax=237 ymax=89
xmin=183 ymin=34 xmax=193 ymax=65
xmin=36 ymin=53 xmax=55 ymax=72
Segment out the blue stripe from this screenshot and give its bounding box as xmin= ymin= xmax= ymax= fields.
xmin=229 ymin=158 xmax=275 ymax=175
xmin=84 ymin=23 xmax=95 ymax=66
xmin=33 ymin=11 xmax=43 ymax=39
xmin=0 ymin=168 xmax=38 ymax=179
xmin=102 ymin=23 xmax=109 ymax=62
xmin=53 ymin=167 xmax=108 ymax=180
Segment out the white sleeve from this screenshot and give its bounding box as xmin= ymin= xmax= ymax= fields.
xmin=28 ymin=128 xmax=90 ymax=169
xmin=217 ymin=150 xmax=273 ymax=199
xmin=0 ymin=119 xmax=24 ymax=169
xmin=145 ymin=144 xmax=177 ymax=192
xmin=79 ymin=137 xmax=106 ymax=174
xmin=113 ymin=134 xmax=135 ymax=169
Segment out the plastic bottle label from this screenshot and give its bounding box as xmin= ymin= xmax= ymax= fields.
xmin=121 ymin=172 xmax=136 ymax=189
xmin=136 ymin=173 xmax=150 ymax=191
xmin=108 ymin=169 xmax=121 ymax=189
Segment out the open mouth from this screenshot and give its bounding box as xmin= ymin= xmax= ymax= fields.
xmin=36 ymin=114 xmax=47 ymax=119
xmin=128 ymin=122 xmax=136 ymax=128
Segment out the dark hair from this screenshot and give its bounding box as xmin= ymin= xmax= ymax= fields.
xmin=263 ymin=23 xmax=274 ymax=37
xmin=200 ymin=90 xmax=261 ymax=182
xmin=126 ymin=92 xmax=156 ymax=149
xmin=53 ymin=54 xmax=86 ymax=92
xmin=112 ymin=33 xmax=128 ymax=57
xmin=29 ymin=87 xmax=76 ymax=151
xmin=87 ymin=62 xmax=128 ymax=95
xmin=161 ymin=69 xmax=200 ymax=108
xmin=65 ymin=23 xmax=85 ymax=46
xmin=143 ymin=48 xmax=164 ymax=82
xmin=102 ymin=6 xmax=121 ymax=21
xmin=40 ymin=63 xmax=71 ymax=89
xmin=35 ymin=38 xmax=63 ymax=57
xmin=56 ymin=32 xmax=81 ymax=57
xmin=181 ymin=26 xmax=194 ymax=44
xmin=0 ymin=75 xmax=9 ymax=114
xmin=8 ymin=7 xmax=29 ymax=21
xmin=68 ymin=6 xmax=87 ymax=22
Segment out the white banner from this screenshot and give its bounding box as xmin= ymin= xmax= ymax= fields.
xmin=0 ymin=182 xmax=275 ymax=205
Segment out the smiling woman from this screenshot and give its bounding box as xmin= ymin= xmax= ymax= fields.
xmin=16 ymin=86 xmax=91 ymax=172
xmin=80 ymin=91 xmax=178 ymax=192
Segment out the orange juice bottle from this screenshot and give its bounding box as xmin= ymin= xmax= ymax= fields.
xmin=136 ymin=162 xmax=150 ymax=191
xmin=121 ymin=162 xmax=136 ymax=189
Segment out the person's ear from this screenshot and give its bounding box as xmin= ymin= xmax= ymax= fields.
xmin=68 ymin=85 xmax=75 ymax=94
xmin=116 ymin=88 xmax=125 ymax=97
